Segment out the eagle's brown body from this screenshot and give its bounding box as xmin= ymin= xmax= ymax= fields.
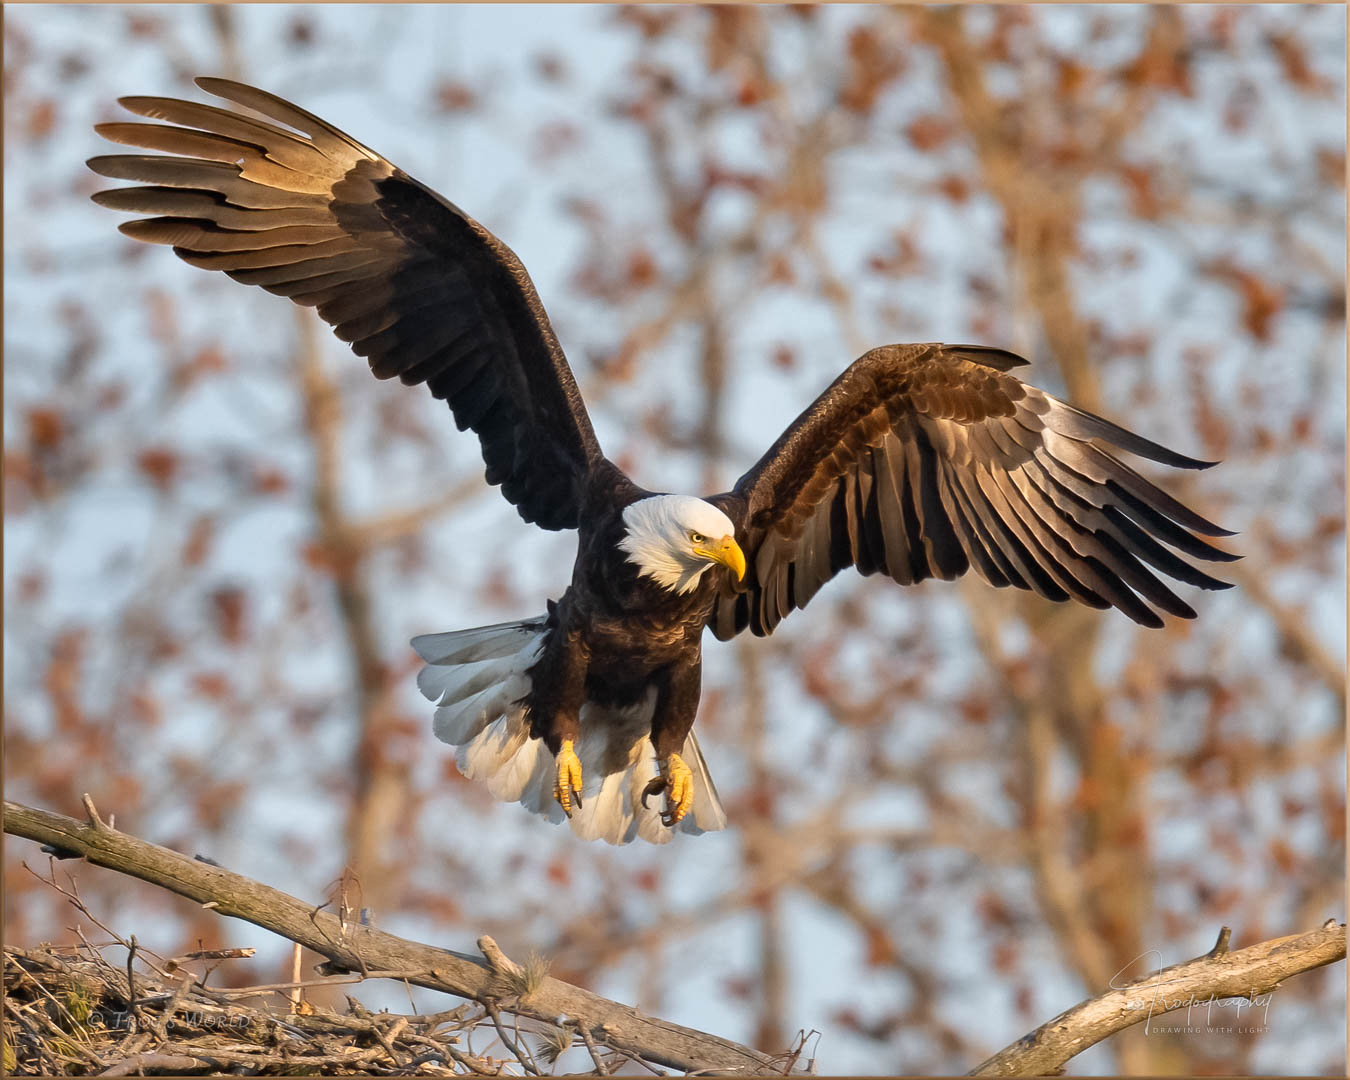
xmin=532 ymin=463 xmax=715 ymax=766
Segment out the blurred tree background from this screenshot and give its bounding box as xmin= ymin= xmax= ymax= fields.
xmin=4 ymin=5 xmax=1344 ymax=1074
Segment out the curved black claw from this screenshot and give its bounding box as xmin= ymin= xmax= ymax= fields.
xmin=640 ymin=772 xmax=685 ymax=827
xmin=643 ymin=775 xmax=681 ymax=823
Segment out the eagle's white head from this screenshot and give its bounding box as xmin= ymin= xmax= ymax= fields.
xmin=618 ymin=495 xmax=747 ymax=595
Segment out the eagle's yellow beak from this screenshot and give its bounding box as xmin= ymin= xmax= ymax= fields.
xmin=701 ymin=534 xmax=747 ymax=581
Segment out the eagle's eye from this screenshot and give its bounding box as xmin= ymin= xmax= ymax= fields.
xmin=689 ymin=531 xmax=706 ymax=544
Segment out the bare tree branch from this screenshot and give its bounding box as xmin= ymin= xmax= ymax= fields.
xmin=971 ymin=922 xmax=1346 ymax=1076
xmin=3 ymin=798 xmax=782 ymax=1075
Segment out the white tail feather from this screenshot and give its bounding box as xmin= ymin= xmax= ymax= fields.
xmin=434 ymin=679 xmax=525 ymax=746
xmin=413 ymin=620 xmax=546 ymax=665
xmin=680 ymin=730 xmax=728 ymax=833
xmin=415 ymin=620 xmax=727 ymax=845
xmin=420 ymin=655 xmax=517 ymax=709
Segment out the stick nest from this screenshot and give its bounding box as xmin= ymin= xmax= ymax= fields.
xmin=4 ymin=941 xmax=588 ymax=1076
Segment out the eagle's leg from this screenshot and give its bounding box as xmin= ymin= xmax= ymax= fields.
xmin=643 ymin=653 xmax=701 ymax=828
xmin=525 ymin=611 xmax=590 ymax=817
xmin=553 ymin=739 xmax=584 ymax=817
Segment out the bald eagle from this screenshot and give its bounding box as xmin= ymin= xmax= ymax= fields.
xmin=90 ymin=79 xmax=1237 ymax=844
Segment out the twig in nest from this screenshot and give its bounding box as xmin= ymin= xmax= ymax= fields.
xmin=124 ymin=936 xmax=142 ymax=1028
xmin=578 ymin=1024 xmax=612 ymax=1075
xmin=290 ymin=942 xmax=304 ymax=1012
xmin=5 ymin=998 xmax=61 ymax=1074
xmin=98 ymin=1052 xmax=207 ymax=1076
xmin=178 ymin=947 xmax=255 ymax=962
xmin=149 ymin=972 xmax=197 ymax=1041
xmin=441 ymin=1039 xmax=505 ymax=1076
xmin=484 ymin=998 xmax=540 ymax=1075
xmin=773 ymin=1029 xmax=820 ymax=1074
xmin=369 ymin=1014 xmax=409 ymax=1067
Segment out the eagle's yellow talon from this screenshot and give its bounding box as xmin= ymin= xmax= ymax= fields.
xmin=642 ymin=752 xmax=694 ymax=828
xmin=553 ymin=739 xmax=583 ymax=817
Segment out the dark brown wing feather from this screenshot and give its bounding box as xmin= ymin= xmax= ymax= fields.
xmin=709 ymin=343 xmax=1237 ymax=638
xmin=88 ymin=78 xmax=602 ymax=530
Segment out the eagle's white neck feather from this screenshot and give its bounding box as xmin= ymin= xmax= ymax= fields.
xmin=618 ymin=495 xmax=736 ymax=595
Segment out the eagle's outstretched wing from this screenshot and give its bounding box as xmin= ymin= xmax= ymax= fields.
xmin=709 ymin=343 xmax=1237 ymax=638
xmin=88 ymin=78 xmax=602 ymax=531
